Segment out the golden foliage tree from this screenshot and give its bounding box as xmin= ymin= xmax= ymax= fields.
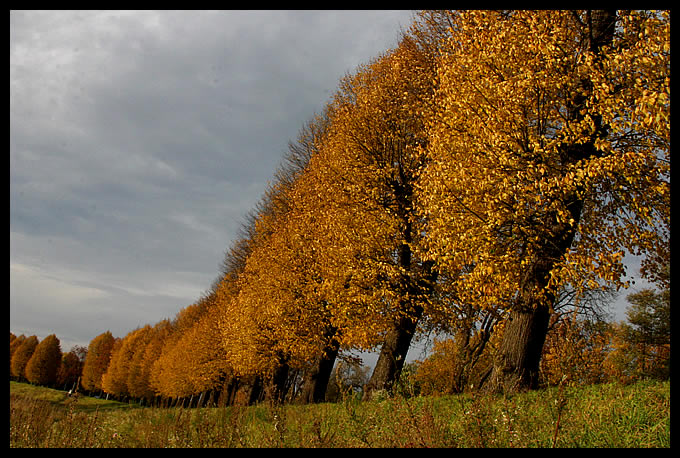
xmin=222 ymin=177 xmax=337 ymax=398
xmin=125 ymin=325 xmax=157 ymax=400
xmin=540 ymin=314 xmax=611 ymax=386
xmin=417 ymin=10 xmax=669 ymax=392
xmin=136 ymin=319 xmax=173 ymax=401
xmin=25 ymin=334 xmax=62 ymax=386
xmin=148 ymin=301 xmax=207 ymax=397
xmin=152 ymin=298 xmax=232 ymax=400
xmin=102 ymin=326 xmax=152 ymax=398
xmin=214 ymin=112 xmax=342 ymax=403
xmin=297 ymin=34 xmax=441 ymax=397
xmin=81 ymin=331 xmax=117 ymax=393
xmin=148 ymin=293 xmax=237 ymax=402
xmin=10 ymin=333 xmax=26 ymax=377
xmin=10 ymin=335 xmax=39 ymax=381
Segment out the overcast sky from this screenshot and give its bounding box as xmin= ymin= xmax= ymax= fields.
xmin=10 ymin=10 xmax=420 ymax=352
xmin=10 ymin=10 xmax=648 ymax=362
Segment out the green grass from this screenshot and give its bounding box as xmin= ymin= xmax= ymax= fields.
xmin=9 ymin=381 xmax=137 ymax=413
xmin=9 ymin=379 xmax=670 ymax=447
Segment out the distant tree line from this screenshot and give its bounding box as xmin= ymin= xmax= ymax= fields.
xmin=10 ymin=333 xmax=86 ymax=391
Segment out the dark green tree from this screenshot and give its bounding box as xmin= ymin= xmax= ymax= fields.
xmin=622 ymin=285 xmax=670 ymax=379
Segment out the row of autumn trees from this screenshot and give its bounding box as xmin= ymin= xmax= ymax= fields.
xmin=11 ymin=10 xmax=669 ymax=405
xmin=9 ymin=274 xmax=669 ymax=401
xmin=10 ymin=333 xmax=86 ymax=390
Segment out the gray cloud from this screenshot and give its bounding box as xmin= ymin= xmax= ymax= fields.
xmin=10 ymin=10 xmax=415 ymax=350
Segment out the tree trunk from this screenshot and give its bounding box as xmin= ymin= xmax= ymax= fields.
xmin=269 ymin=358 xmax=290 ymax=403
xmin=248 ymin=375 xmax=264 ymax=405
xmin=218 ymin=376 xmax=239 ymax=407
xmin=484 ymin=195 xmax=583 ymax=394
xmin=363 ymin=308 xmax=422 ymax=398
xmin=231 ymin=375 xmax=263 ymax=405
xmin=299 ymin=333 xmax=340 ymax=404
xmin=363 ymin=212 xmax=437 ymax=398
xmin=484 ymin=305 xmax=551 ymax=392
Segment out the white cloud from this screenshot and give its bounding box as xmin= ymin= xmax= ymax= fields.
xmin=10 ymin=262 xmax=111 ymax=305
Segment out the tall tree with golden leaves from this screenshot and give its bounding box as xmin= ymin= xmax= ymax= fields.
xmin=25 ymin=334 xmax=62 ymax=387
xmin=102 ymin=325 xmax=152 ymax=398
xmin=152 ymin=297 xmax=233 ymax=401
xmin=136 ymin=319 xmax=172 ymax=402
xmin=10 ymin=334 xmax=26 ymax=378
xmin=221 ymin=116 xmax=344 ymax=403
xmin=417 ymin=10 xmax=669 ymax=392
xmin=81 ymin=331 xmax=117 ymax=393
xmin=306 ymin=34 xmax=439 ymax=397
xmin=125 ymin=325 xmax=157 ymax=401
xmin=10 ymin=335 xmax=39 ymax=382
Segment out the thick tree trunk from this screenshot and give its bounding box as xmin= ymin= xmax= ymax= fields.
xmin=363 ymin=307 xmax=422 ymax=398
xmin=299 ymin=334 xmax=340 ymax=404
xmin=248 ymin=376 xmax=264 ymax=405
xmin=484 ymin=195 xmax=582 ymax=394
xmin=269 ymin=359 xmax=290 ymax=403
xmin=484 ymin=305 xmax=552 ymax=392
xmin=218 ymin=376 xmax=239 ymax=407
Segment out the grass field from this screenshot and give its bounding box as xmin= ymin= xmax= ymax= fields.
xmin=9 ymin=379 xmax=670 ymax=448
